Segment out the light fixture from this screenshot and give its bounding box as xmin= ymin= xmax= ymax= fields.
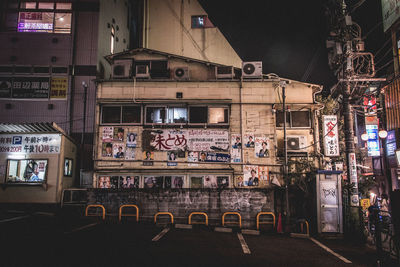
xmin=378 ymin=130 xmax=388 ymax=139
xmin=361 ymin=133 xmax=368 ymax=141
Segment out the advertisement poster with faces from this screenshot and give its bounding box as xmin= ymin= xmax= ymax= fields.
xmin=120 ymin=176 xmax=139 ymax=188
xmin=102 ymin=142 xmax=113 ymax=157
xmin=125 ymin=147 xmax=135 ymax=160
xmin=143 ymin=151 xmax=154 ymax=161
xmin=102 ymin=127 xmax=113 ymax=142
xmin=231 ymin=134 xmax=242 ymax=163
xmin=258 ymin=166 xmax=269 ymax=186
xmin=243 ymin=165 xmax=259 ymax=186
xmin=167 ymin=151 xmax=178 ymax=166
xmin=255 ymin=135 xmax=270 ymax=158
xmin=113 ymin=127 xmax=124 ymax=141
xmin=235 ymin=175 xmax=244 ymax=187
xmin=204 ymin=175 xmax=217 ymax=188
xmin=98 ymin=176 xmax=111 ymax=188
xmin=144 ymin=176 xmax=163 ymax=188
xmin=113 ymin=143 xmax=125 ymax=159
xmin=187 ymin=151 xmax=198 ymax=166
xmin=165 ymin=176 xmax=184 ymax=188
xmin=126 ymin=132 xmax=137 ymax=148
xmin=244 ymin=133 xmax=255 ymax=148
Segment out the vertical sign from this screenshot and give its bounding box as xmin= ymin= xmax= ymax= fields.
xmin=323 ymin=115 xmax=340 ymax=156
xmin=349 ymin=152 xmax=359 ymax=206
xmin=365 ymin=116 xmax=380 ymax=157
xmin=50 ymin=77 xmax=68 ymax=99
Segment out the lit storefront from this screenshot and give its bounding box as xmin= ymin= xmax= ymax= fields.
xmin=0 ymin=123 xmax=76 ymax=204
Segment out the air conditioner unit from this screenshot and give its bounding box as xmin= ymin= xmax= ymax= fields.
xmin=173 ymin=67 xmax=189 ymax=80
xmin=215 ymin=66 xmax=234 ymax=79
xmin=242 ymin=61 xmax=262 ymax=78
xmin=112 ymin=60 xmax=132 ymax=79
xmin=135 ymin=64 xmax=150 ymax=78
xmin=287 ymin=135 xmax=307 ymax=151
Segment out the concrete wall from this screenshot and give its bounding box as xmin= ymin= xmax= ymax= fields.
xmin=144 ymin=0 xmax=242 ymax=68
xmin=87 ymin=188 xmax=274 ymax=228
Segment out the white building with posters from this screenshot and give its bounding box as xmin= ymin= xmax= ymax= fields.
xmin=93 ymin=48 xmax=323 ymax=190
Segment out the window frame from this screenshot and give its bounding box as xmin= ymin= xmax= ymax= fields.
xmin=100 ymin=104 xmax=142 ymax=125
xmin=16 ymin=1 xmax=72 ymax=34
xmin=276 ymin=109 xmax=311 ymax=129
xmin=6 ymin=158 xmax=48 ymax=184
xmin=188 ymin=105 xmax=208 ymax=125
xmin=208 ymin=106 xmax=229 ymax=126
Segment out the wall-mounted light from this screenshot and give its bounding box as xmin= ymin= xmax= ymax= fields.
xmin=378 ymin=130 xmax=388 ymax=139
xmin=361 ymin=133 xmax=368 ymax=141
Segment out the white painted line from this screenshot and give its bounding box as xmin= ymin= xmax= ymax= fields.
xmin=152 ymin=227 xmax=170 ymax=242
xmin=237 ymin=233 xmax=251 ymax=254
xmin=0 ymin=215 xmax=30 ymax=224
xmin=64 ymin=222 xmax=100 ymax=234
xmin=310 ymin=237 xmax=352 ymax=264
xmin=34 ymin=212 xmax=56 ymax=216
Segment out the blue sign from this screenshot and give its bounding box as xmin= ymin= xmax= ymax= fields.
xmin=386 ymin=130 xmax=397 ymax=157
xmin=366 ymin=125 xmax=380 ymax=157
xmin=203 ymin=152 xmax=230 ymax=163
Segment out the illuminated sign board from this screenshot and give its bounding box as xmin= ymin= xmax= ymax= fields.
xmin=0 ymin=77 xmax=50 ymax=99
xmin=386 ymin=130 xmax=397 ymax=157
xmin=323 ymin=115 xmax=340 ymax=156
xmin=366 ymin=124 xmax=380 ymax=157
xmin=396 ymin=150 xmax=400 ymax=166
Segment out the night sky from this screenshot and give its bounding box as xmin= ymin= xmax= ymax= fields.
xmin=199 ymin=0 xmax=389 ymax=94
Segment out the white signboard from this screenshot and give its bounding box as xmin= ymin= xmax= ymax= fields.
xmin=150 ymin=129 xmax=229 ymax=152
xmin=349 ymin=152 xmax=359 ymax=206
xmin=323 ymin=115 xmax=340 ymax=157
xmin=102 ymin=127 xmax=113 ymax=142
xmin=0 ymin=134 xmax=61 ymax=154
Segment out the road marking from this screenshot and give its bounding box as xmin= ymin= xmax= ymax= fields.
xmin=152 ymin=227 xmax=170 ymax=242
xmin=310 ymin=237 xmax=352 ymax=264
xmin=64 ymin=222 xmax=100 ymax=234
xmin=237 ymin=233 xmax=251 ymax=254
xmin=0 ymin=215 xmax=30 ymax=224
xmin=34 ymin=212 xmax=56 ymax=216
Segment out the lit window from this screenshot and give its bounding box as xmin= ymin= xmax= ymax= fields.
xmin=209 ymin=107 xmax=228 ymax=124
xmin=21 ymin=2 xmax=37 ymax=9
xmin=55 ymin=13 xmax=71 ymax=33
xmin=146 ymin=106 xmax=166 ymax=124
xmin=111 ymin=26 xmax=115 ymax=54
xmin=38 ymin=2 xmax=54 ymax=9
xmin=6 ymin=159 xmax=48 ymax=183
xmin=56 ymin=3 xmax=72 ymax=10
xmin=167 ymin=107 xmax=187 ymax=123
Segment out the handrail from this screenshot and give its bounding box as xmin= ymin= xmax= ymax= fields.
xmin=154 ymin=212 xmax=174 ymax=224
xmin=256 ymin=212 xmax=276 ymax=230
xmin=85 ymin=204 xmax=105 ymax=220
xmin=222 ymin=212 xmax=241 ymax=228
xmin=119 ymin=204 xmax=139 ymax=222
xmin=188 ymin=212 xmax=208 ymax=226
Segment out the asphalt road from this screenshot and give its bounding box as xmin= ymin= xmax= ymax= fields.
xmin=0 ymin=209 xmax=396 ymax=267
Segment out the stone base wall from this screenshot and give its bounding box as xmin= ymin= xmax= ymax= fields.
xmin=87 ymin=188 xmax=275 ymax=228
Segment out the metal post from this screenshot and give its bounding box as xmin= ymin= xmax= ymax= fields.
xmin=80 ymin=81 xmax=88 ymax=171
xmin=281 ymin=81 xmax=290 ymax=228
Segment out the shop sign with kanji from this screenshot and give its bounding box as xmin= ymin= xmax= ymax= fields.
xmin=323 ymin=115 xmax=340 ymax=156
xmin=0 ymin=134 xmax=61 ymax=154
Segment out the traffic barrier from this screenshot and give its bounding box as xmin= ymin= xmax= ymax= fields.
xmin=188 ymin=212 xmax=208 ymax=226
xmin=85 ymin=204 xmax=106 ymax=220
xmin=119 ymin=204 xmax=139 ymax=222
xmin=256 ymin=212 xmax=275 ymax=230
xmin=290 ymin=219 xmax=310 ymax=238
xmin=222 ymin=212 xmax=242 ymax=228
xmin=154 ymin=212 xmax=174 ymax=224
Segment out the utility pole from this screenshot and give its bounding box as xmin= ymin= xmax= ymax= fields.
xmin=81 ymin=81 xmax=88 ymax=172
xmin=281 ymin=80 xmax=290 ymax=229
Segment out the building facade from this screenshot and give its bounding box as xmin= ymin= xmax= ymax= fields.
xmin=93 ymin=49 xmax=322 ymax=196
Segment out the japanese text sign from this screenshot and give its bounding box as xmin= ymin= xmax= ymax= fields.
xmin=323 ymin=115 xmax=339 ymax=156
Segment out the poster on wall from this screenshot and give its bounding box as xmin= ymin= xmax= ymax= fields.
xmin=144 ymin=176 xmax=163 ymax=188
xmin=125 ymin=147 xmax=135 ymax=160
xmin=113 ymin=127 xmax=124 ymax=141
xmin=102 ymin=127 xmax=113 ymax=142
xmin=323 ymin=115 xmax=340 ymax=157
xmin=199 ymin=152 xmax=230 ymax=163
xmin=231 ymin=148 xmax=241 ymax=163
xmin=187 ymin=151 xmax=198 ymax=166
xmin=204 ymin=175 xmax=217 ymax=188
xmin=102 ymin=142 xmax=113 ymax=157
xmin=231 ymin=134 xmax=242 ymax=149
xmin=113 ymin=143 xmax=125 ymax=159
xmin=244 ymin=134 xmax=255 ymax=148
xmin=235 ymin=175 xmax=244 ymax=187
xmin=98 ymin=176 xmax=111 ymax=188
xmin=120 ymin=176 xmax=139 ymax=188
xmin=243 ymin=165 xmax=259 ymax=186
xmin=0 ymin=134 xmax=61 ymax=154
xmin=217 ymin=176 xmax=229 ymax=188
xmin=126 ymin=132 xmax=137 ymax=148
xmin=255 ymin=135 xmax=269 ymax=158
xmin=165 ymin=176 xmax=184 ymax=188
xmin=258 ymin=166 xmax=269 ymax=186
xmin=143 ymin=151 xmax=154 ymax=166
xmin=167 ymin=151 xmax=178 ymax=166
xmin=148 ymin=129 xmax=229 ymax=151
